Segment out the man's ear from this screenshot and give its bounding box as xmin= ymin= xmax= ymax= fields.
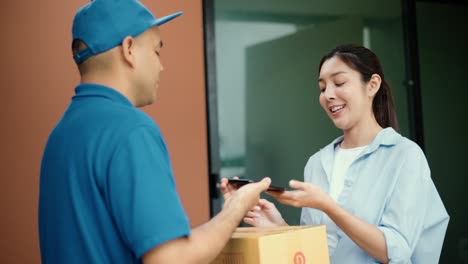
xmin=368 ymin=73 xmax=382 ymax=97
xmin=120 ymin=36 xmax=137 ymax=68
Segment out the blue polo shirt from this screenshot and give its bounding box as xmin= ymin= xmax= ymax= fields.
xmin=39 ymin=84 xmax=190 ymax=263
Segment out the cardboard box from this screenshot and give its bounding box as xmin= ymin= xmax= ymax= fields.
xmin=212 ymin=225 xmax=329 ymax=264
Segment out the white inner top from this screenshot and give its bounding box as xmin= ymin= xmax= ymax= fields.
xmin=324 ymin=144 xmax=367 ymax=255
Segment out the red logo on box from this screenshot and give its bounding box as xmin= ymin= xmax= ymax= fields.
xmin=294 ymin=251 xmax=306 ymax=264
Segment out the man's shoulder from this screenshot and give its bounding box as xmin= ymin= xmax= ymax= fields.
xmin=90 ymin=102 xmax=158 ymax=130
xmin=62 ymin=99 xmax=161 ymax=143
xmin=116 ymin=106 xmax=155 ymax=126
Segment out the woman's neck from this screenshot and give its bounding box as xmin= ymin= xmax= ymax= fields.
xmin=341 ymin=120 xmax=383 ymax=149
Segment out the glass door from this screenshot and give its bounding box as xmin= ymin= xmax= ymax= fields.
xmin=208 ymin=0 xmax=409 ymax=225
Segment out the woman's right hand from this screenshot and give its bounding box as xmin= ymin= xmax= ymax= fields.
xmin=244 ymin=198 xmax=288 ymax=227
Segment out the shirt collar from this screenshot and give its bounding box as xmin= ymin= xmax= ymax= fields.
xmin=364 ymin=127 xmax=400 ymax=154
xmin=73 ymin=83 xmax=134 ymax=107
xmin=329 ymin=127 xmax=400 ymax=149
xmin=320 ymin=127 xmax=401 ymax=181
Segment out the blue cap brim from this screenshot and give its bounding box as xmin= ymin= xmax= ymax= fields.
xmin=155 ymin=11 xmax=183 ymax=26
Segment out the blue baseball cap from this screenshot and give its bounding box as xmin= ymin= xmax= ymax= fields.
xmin=72 ymin=0 xmax=182 ymax=64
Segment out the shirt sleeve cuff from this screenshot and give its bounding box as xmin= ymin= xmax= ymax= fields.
xmin=379 ymin=226 xmax=412 ymax=264
xmin=134 ymin=228 xmax=191 ymax=259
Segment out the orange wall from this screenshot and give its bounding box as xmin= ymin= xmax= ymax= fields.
xmin=0 ymin=0 xmax=209 ymax=262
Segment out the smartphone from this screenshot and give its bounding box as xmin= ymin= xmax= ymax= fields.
xmin=228 ymin=179 xmax=285 ymax=192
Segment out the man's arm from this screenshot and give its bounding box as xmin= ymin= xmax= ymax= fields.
xmin=142 ymin=178 xmax=271 ymax=264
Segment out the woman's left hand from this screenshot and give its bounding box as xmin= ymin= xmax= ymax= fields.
xmin=267 ymin=180 xmax=332 ymax=211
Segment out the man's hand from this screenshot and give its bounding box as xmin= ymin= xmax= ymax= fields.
xmin=219 ymin=176 xmax=239 ymax=204
xmin=220 ymin=177 xmax=288 ymax=227
xmin=222 ymin=177 xmax=272 ymax=214
xmin=143 ymin=177 xmax=271 ymax=264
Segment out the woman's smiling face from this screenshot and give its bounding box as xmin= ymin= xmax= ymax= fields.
xmin=318 ymin=55 xmax=373 ymax=131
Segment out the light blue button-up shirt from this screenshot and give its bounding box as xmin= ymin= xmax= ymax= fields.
xmin=300 ymin=128 xmax=449 ymax=263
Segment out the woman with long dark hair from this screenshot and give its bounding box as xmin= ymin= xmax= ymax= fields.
xmin=221 ymin=44 xmax=449 ymax=263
